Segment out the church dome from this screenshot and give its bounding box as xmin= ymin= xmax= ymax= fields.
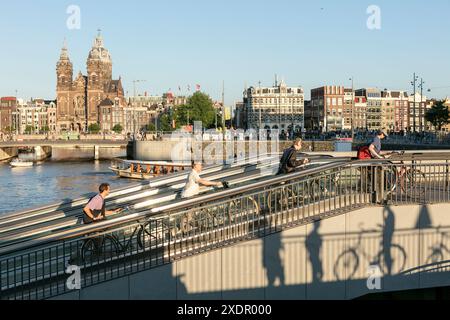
xmin=88 ymin=31 xmax=111 ymax=63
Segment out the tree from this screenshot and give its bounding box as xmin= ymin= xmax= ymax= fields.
xmin=88 ymin=123 xmax=101 ymax=134
xmin=41 ymin=126 xmax=50 ymax=133
xmin=25 ymin=125 xmax=33 ymax=134
xmin=145 ymin=123 xmax=155 ymax=132
xmin=159 ymin=114 xmax=174 ymax=132
xmin=112 ymin=124 xmax=123 ymax=134
xmin=174 ymin=92 xmax=216 ymax=128
xmin=425 ymin=100 xmax=450 ymax=131
xmin=4 ymin=126 xmax=12 ymax=134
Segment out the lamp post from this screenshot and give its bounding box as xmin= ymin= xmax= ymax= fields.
xmin=349 ymin=77 xmax=354 ymax=140
xmin=411 ymin=73 xmax=418 ymax=133
xmin=418 ymin=78 xmax=425 ymax=132
xmin=258 ymin=81 xmax=262 ymax=131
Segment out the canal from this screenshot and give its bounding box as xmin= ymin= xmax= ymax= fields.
xmin=0 ymin=160 xmax=138 ymax=216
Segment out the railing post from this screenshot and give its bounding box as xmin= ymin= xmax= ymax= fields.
xmin=375 ymin=164 xmax=385 ymax=204
xmin=446 ymin=160 xmax=449 ymax=190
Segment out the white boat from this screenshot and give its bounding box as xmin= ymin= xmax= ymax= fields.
xmin=109 ymin=159 xmax=190 ymax=180
xmin=10 ymin=159 xmax=34 ymax=167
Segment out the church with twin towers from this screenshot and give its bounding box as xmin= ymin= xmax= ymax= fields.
xmin=56 ymin=31 xmax=125 ymax=132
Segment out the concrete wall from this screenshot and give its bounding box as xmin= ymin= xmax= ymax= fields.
xmin=0 ymin=147 xmax=18 ymax=161
xmin=51 ymin=146 xmax=126 ymax=160
xmin=133 ymin=140 xmax=337 ymax=161
xmin=52 ymin=203 xmax=450 ymax=300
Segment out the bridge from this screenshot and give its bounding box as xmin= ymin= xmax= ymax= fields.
xmin=0 ymin=152 xmax=449 ymax=300
xmin=0 ymin=140 xmax=128 ymax=161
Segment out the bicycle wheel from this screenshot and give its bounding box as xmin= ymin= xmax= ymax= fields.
xmin=267 ymin=188 xmax=283 ymax=211
xmin=81 ymin=238 xmax=98 ymax=263
xmin=229 ymin=196 xmax=260 ymax=222
xmin=101 ymin=235 xmax=120 ymax=258
xmin=426 ymin=250 xmax=443 ymax=265
xmin=404 ymin=169 xmax=426 ymax=196
xmin=333 ymin=249 xmax=359 ymax=281
xmin=384 ymin=167 xmax=398 ymax=194
xmin=376 ymin=244 xmax=407 ymax=275
xmin=137 ymin=223 xmax=155 ymax=249
xmin=310 ymin=177 xmax=334 ymax=199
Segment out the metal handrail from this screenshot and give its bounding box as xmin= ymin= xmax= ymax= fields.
xmin=0 ymin=154 xmax=277 ymax=222
xmin=2 ymin=152 xmax=450 ymax=256
xmin=1 ymin=154 xmax=450 ymax=299
xmin=0 ymin=159 xmax=368 ymax=256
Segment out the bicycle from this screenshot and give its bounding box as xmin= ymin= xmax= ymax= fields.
xmin=174 ymin=182 xmax=260 ymax=235
xmin=80 ymin=206 xmax=154 ymax=263
xmin=333 ymin=223 xmax=407 ymax=281
xmin=426 ymin=226 xmax=450 ymax=264
xmin=384 ymin=151 xmax=426 ymax=197
xmin=266 ymin=168 xmax=341 ymax=212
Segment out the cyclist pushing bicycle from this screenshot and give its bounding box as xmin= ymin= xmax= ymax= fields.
xmin=277 ymin=138 xmax=310 ymax=175
xmin=357 ymin=130 xmax=388 ymax=160
xmin=83 ymin=183 xmax=124 ymax=225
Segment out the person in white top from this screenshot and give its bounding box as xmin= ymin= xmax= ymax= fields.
xmin=181 ymin=162 xmax=222 ymax=198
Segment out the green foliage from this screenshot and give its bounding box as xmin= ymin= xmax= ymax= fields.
xmin=425 ymin=100 xmax=450 ymax=131
xmin=88 ymin=123 xmax=101 ymax=134
xmin=25 ymin=125 xmax=33 ymax=134
xmin=112 ymin=124 xmax=123 ymax=134
xmin=173 ymin=92 xmax=216 ymax=128
xmin=146 ymin=123 xmax=156 ymax=132
xmin=159 ymin=114 xmax=174 ymax=132
xmin=41 ymin=126 xmax=50 ymax=133
xmin=4 ymin=126 xmax=12 ymax=133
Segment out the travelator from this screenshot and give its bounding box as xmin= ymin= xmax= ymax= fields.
xmin=0 ymin=155 xmax=281 ymax=247
xmin=0 ymin=154 xmax=343 ymax=250
xmin=1 ymin=151 xmax=449 ymax=300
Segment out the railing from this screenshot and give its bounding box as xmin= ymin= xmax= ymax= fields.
xmin=1 ymin=154 xmax=450 ymax=300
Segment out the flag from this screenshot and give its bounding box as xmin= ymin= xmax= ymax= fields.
xmin=224 ymin=106 xmax=232 ymax=121
xmin=196 ymin=84 xmax=201 ymax=92
xmin=187 ymin=85 xmax=191 ymax=92
xmin=178 ymin=86 xmax=181 ymax=92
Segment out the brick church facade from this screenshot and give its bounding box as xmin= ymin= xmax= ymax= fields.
xmin=56 ymin=32 xmax=125 ymax=132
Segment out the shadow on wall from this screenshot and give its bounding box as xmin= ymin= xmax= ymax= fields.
xmin=168 ymin=205 xmax=450 ymax=299
xmin=62 ymin=204 xmax=450 ymax=300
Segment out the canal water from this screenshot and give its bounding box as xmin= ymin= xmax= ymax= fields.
xmin=0 ymin=160 xmax=138 ymax=216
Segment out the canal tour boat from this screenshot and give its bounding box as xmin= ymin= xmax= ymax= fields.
xmin=109 ymin=159 xmax=190 ymax=180
xmin=10 ymin=158 xmax=34 ymax=167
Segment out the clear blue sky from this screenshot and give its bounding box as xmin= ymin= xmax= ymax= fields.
xmin=0 ymin=0 xmax=449 ymax=104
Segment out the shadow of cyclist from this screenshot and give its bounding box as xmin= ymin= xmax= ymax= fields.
xmin=306 ymin=220 xmax=323 ymax=283
xmin=381 ymin=206 xmax=395 ymax=275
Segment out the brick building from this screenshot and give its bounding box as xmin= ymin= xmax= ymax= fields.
xmin=56 ymin=32 xmax=125 ymax=133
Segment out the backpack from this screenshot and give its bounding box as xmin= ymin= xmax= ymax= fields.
xmin=357 ymin=145 xmax=372 ymax=160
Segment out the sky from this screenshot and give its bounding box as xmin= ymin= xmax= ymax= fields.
xmin=0 ymin=0 xmax=449 ymax=104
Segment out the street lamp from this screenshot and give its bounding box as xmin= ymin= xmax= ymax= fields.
xmin=411 ymin=73 xmax=419 ymax=133
xmin=349 ymin=77 xmax=354 ymax=140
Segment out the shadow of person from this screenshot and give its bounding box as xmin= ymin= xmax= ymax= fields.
xmin=263 ymin=232 xmax=285 ymax=287
xmin=415 ymin=204 xmax=432 ymax=229
xmin=381 ymin=206 xmax=395 ymax=276
xmin=175 ymin=274 xmax=188 ymax=298
xmin=306 ymin=220 xmax=323 ymax=283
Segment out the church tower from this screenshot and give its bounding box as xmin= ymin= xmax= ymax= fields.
xmin=56 ymin=40 xmax=73 ymax=131
xmin=87 ymin=30 xmax=113 ymax=124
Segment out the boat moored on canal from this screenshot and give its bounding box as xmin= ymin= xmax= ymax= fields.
xmin=109 ymin=158 xmax=190 ymax=180
xmin=10 ymin=158 xmax=34 ymax=167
